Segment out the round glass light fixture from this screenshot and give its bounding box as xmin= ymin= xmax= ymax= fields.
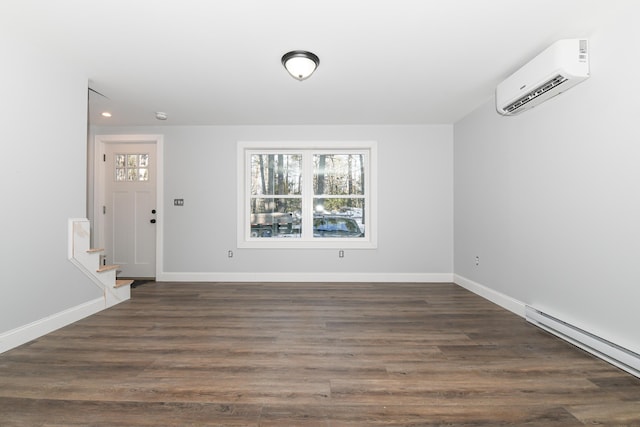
xmin=281 ymin=50 xmax=320 ymax=81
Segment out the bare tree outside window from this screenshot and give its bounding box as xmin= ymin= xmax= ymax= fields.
xmin=313 ymin=154 xmax=365 ymax=235
xmin=250 ymin=154 xmax=302 ymax=238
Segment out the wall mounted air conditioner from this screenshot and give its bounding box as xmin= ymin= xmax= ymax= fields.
xmin=496 ymin=39 xmax=589 ymax=116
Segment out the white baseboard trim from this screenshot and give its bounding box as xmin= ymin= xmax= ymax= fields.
xmin=0 ymin=297 xmax=105 ymax=354
xmin=157 ymin=272 xmax=454 ymax=283
xmin=454 ymin=274 xmax=526 ymax=317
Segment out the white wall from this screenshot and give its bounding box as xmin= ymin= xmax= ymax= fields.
xmin=0 ymin=32 xmax=102 ymax=336
xmin=454 ymin=2 xmax=640 ymax=354
xmin=92 ymin=125 xmax=454 ymax=281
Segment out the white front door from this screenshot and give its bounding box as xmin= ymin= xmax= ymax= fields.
xmin=103 ymin=142 xmax=157 ymax=278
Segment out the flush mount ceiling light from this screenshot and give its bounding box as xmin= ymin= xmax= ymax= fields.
xmin=281 ymin=50 xmax=320 ymax=81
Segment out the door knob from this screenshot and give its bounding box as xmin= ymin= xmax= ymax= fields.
xmin=150 ymin=219 xmax=156 ymax=224
xmin=151 ymin=209 xmax=156 ymax=214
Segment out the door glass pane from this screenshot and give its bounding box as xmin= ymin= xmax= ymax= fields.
xmin=114 ymin=153 xmax=150 ymax=182
xmin=127 ymin=154 xmax=138 ymax=167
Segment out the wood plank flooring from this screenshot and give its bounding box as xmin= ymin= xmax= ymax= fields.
xmin=1 ymin=282 xmax=639 ymax=426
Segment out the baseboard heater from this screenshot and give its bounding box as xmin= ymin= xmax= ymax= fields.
xmin=525 ymin=306 xmax=640 ymax=378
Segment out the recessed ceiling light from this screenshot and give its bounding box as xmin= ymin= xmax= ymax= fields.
xmin=101 ymin=112 xmax=112 ymax=118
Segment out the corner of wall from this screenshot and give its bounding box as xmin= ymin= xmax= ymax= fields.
xmin=454 ymin=274 xmax=526 ymax=317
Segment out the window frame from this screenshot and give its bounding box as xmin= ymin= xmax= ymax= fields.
xmin=237 ymin=141 xmax=377 ymax=249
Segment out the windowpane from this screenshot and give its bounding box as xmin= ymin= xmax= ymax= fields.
xmin=313 ymin=214 xmax=364 ymax=238
xmin=314 ymin=197 xmax=365 ymax=237
xmin=250 ymin=154 xmax=302 ymax=196
xmin=314 ymin=154 xmax=364 ymax=195
xmin=240 ymin=142 xmax=375 ymax=248
xmin=115 ymin=154 xmax=126 ymax=168
xmin=250 ymin=197 xmax=302 ymax=238
xmin=139 ymin=154 xmax=149 ymax=167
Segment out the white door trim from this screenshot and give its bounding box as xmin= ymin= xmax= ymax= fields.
xmin=94 ymin=134 xmax=164 ymax=279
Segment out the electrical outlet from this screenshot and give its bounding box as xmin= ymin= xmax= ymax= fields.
xmin=475 ymin=256 xmax=480 ymax=266
xmin=339 ymin=250 xmax=344 ymax=258
xmin=174 ymin=199 xmax=184 ymax=206
xmin=228 ymin=250 xmax=234 ymax=258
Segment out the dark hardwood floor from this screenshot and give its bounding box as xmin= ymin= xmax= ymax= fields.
xmin=1 ymin=282 xmax=639 ymax=426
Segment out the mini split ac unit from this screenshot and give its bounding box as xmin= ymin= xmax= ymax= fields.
xmin=496 ymin=39 xmax=589 ymax=116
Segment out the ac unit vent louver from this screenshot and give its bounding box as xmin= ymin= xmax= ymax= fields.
xmin=496 ymin=39 xmax=589 ymax=115
xmin=503 ymin=74 xmax=567 ymax=114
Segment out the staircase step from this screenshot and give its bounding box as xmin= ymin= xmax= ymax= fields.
xmin=87 ymin=248 xmax=104 ymax=253
xmin=97 ymin=264 xmax=119 ymax=273
xmin=115 ymin=279 xmax=134 ymax=289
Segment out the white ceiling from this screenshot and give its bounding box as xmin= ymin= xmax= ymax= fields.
xmin=2 ymin=0 xmax=619 ymax=126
